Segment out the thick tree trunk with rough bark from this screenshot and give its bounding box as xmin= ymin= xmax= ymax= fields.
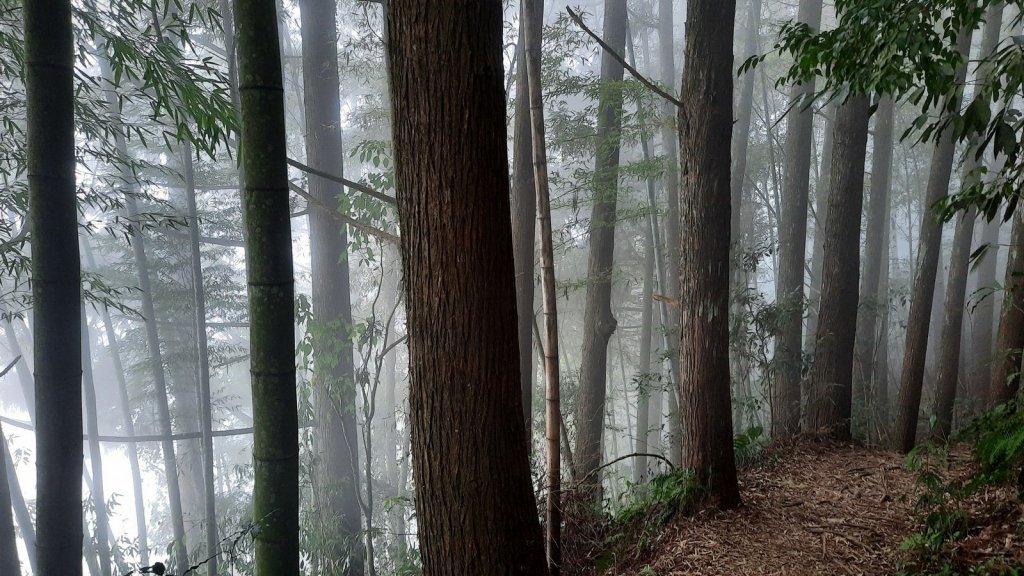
xmin=894 ymin=28 xmax=973 ymax=452
xmin=990 ymin=208 xmax=1024 ymax=405
xmin=774 ymin=0 xmax=824 ymax=438
xmin=298 ymin=0 xmax=364 ymax=571
xmin=806 ymin=96 xmax=871 ymax=440
xmin=973 ymin=218 xmax=1001 ymax=400
xmin=512 ymin=0 xmax=543 ymax=438
xmin=24 ymin=0 xmax=83 ymax=573
xmin=678 ymin=0 xmax=741 ymax=510
xmin=385 ymin=1 xmax=548 ymax=573
xmin=852 ymin=96 xmax=895 ymax=436
xmin=234 ymin=0 xmax=300 ymax=572
xmin=576 ymin=0 xmax=628 ymax=494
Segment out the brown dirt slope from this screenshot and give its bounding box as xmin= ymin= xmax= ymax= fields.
xmin=593 ymin=442 xmax=1021 ymax=576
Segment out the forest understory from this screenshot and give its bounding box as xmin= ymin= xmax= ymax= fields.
xmin=567 ymin=442 xmax=1024 ymax=576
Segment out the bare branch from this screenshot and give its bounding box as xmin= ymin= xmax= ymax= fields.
xmin=566 ymin=7 xmax=684 ymax=110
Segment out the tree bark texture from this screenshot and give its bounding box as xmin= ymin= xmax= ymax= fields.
xmin=24 ymin=0 xmax=83 ymax=573
xmin=806 ymin=96 xmax=871 ymax=440
xmin=894 ymin=27 xmax=973 ymax=452
xmin=385 ymin=1 xmax=548 ymax=573
xmin=234 ymin=0 xmax=300 ymax=572
xmin=774 ymin=0 xmax=824 ymax=439
xmin=677 ymin=0 xmax=741 ymax=509
xmin=299 ymin=0 xmax=364 ymax=571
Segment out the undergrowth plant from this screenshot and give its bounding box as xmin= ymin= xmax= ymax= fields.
xmin=899 ymin=401 xmax=1024 ymax=575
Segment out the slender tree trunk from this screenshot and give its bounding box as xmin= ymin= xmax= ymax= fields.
xmin=81 ymin=241 xmax=150 ymax=566
xmin=805 ymin=107 xmax=835 ymax=350
xmin=936 ymin=3 xmax=1005 ymax=425
xmin=0 ymin=419 xmax=20 ymax=576
xmin=298 ymin=0 xmax=363 ymax=571
xmin=234 ymin=0 xmax=300 ymax=573
xmin=657 ymin=0 xmax=682 ymax=466
xmin=633 ymin=223 xmax=655 ymax=486
xmin=894 ymin=28 xmax=974 ymax=452
xmin=678 ymin=0 xmax=741 ymax=510
xmin=81 ymin=309 xmax=111 ymax=576
xmin=385 ymin=1 xmax=548 ymax=573
xmin=522 ymin=0 xmax=561 ymax=567
xmin=24 ymin=0 xmax=83 ymax=573
xmin=576 ymin=0 xmax=628 ymax=494
xmin=806 ymin=95 xmax=871 ymax=440
xmin=973 ymin=217 xmax=1001 ymax=402
xmin=730 ymin=0 xmax=762 ymax=264
xmin=852 ymin=96 xmax=895 ymax=437
xmin=774 ymin=0 xmax=824 ymax=438
xmin=933 ymin=205 xmax=978 ymax=440
xmin=2 ymin=430 xmax=36 ymax=573
xmin=990 ymin=207 xmax=1024 ymax=405
xmin=182 ymin=144 xmax=220 ymax=576
xmin=512 ymin=0 xmax=543 ymax=439
xmin=872 ymin=158 xmax=895 ymax=443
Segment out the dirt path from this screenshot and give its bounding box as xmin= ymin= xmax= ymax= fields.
xmin=609 ymin=443 xmax=921 ymax=576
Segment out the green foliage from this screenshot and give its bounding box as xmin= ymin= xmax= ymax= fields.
xmin=734 ymin=425 xmax=766 ymax=468
xmin=959 ymin=402 xmax=1024 ymax=496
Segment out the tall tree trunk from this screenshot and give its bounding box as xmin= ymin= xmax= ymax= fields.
xmin=658 ymin=0 xmax=683 ymax=465
xmin=234 ymin=0 xmax=300 ymax=572
xmin=805 ymin=106 xmax=835 ymax=351
xmin=24 ymin=0 xmax=83 ymax=573
xmin=852 ymin=96 xmax=895 ymax=437
xmin=973 ymin=217 xmax=1001 ymax=402
xmin=874 ymin=196 xmax=894 ymax=441
xmin=633 ymin=222 xmax=656 ymax=486
xmin=522 ymin=0 xmax=561 ymax=567
xmin=0 ymin=418 xmax=20 ymax=576
xmin=182 ymin=146 xmax=220 ymax=576
xmin=81 ymin=309 xmax=111 ymax=576
xmin=512 ymin=0 xmax=542 ymax=439
xmin=298 ymin=0 xmax=363 ymax=572
xmin=894 ymin=28 xmax=974 ymax=452
xmin=774 ymin=0 xmax=824 ymax=438
xmin=81 ymin=241 xmax=150 ymax=565
xmin=990 ymin=207 xmax=1024 ymax=405
xmin=806 ymin=95 xmax=871 ymax=440
xmin=98 ymin=41 xmax=188 ymax=567
xmin=576 ymin=0 xmax=628 ymax=494
xmin=385 ymin=1 xmax=548 ymax=573
xmin=678 ymin=0 xmax=741 ymax=510
xmin=933 ymin=205 xmax=978 ymax=440
xmin=730 ymin=0 xmax=762 ymax=264
xmin=935 ymin=3 xmax=1005 ymax=426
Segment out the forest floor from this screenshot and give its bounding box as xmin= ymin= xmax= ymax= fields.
xmin=568 ymin=442 xmax=1023 ymax=575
